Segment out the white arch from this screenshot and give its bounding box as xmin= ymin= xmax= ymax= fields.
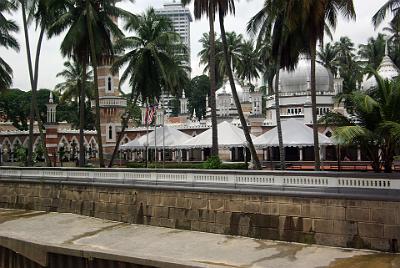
xmin=121 ymin=134 xmax=130 ymax=145
xmin=58 ymin=136 xmax=69 ymax=149
xmin=33 ymin=137 xmax=41 ymax=152
xmin=22 ymin=137 xmax=29 ymax=147
xmin=12 ymin=137 xmax=22 ymax=150
xmin=69 ymin=136 xmax=79 ymax=149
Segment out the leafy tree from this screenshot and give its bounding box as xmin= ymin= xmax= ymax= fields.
xmin=0 ymin=89 xmax=30 ymax=130
xmin=373 ymin=0 xmax=400 ymax=28
xmin=182 ymin=0 xmax=219 ymax=157
xmin=187 ymin=75 xmax=210 ymax=119
xmin=248 ymin=0 xmax=305 ymax=169
xmin=358 ymin=33 xmax=387 ymax=71
xmin=110 ymin=8 xmax=188 ymax=167
xmin=301 ymin=0 xmax=355 ymax=171
xmin=334 ymin=74 xmax=400 ymax=173
xmin=318 ymin=42 xmax=338 ymax=75
xmin=217 ymin=0 xmax=262 ymax=169
xmin=0 ymin=0 xmax=19 ymax=90
xmin=237 ymin=40 xmax=264 ymax=85
xmin=49 ymin=0 xmax=133 ymax=167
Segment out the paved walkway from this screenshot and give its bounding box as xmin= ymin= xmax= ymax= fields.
xmin=0 ymin=209 xmax=399 ymax=268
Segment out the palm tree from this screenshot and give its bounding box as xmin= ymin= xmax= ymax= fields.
xmin=217 ymin=0 xmax=262 ymax=169
xmin=109 ymin=9 xmax=189 ymax=167
xmin=358 ymin=34 xmax=387 ymax=71
xmin=182 ymin=0 xmax=219 ymax=157
xmin=56 ymin=60 xmax=93 ymax=164
xmin=198 ymin=33 xmax=224 ymax=87
xmin=301 ymin=0 xmax=355 ymax=171
xmin=56 ymin=61 xmax=93 ymax=104
xmin=0 ymin=0 xmax=19 ymax=91
xmin=248 ymin=0 xmax=305 ymax=169
xmin=216 ymin=32 xmax=243 ymax=78
xmin=20 ymin=0 xmax=55 ymax=166
xmin=318 ymin=42 xmax=338 ymax=75
xmin=373 ymin=0 xmax=400 ymax=27
xmin=49 ymin=0 xmax=133 ymax=167
xmin=237 ymin=40 xmax=264 ymax=85
xmin=334 ymin=74 xmax=400 ymax=173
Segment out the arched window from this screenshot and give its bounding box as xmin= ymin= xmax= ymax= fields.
xmin=109 ymin=125 xmax=113 ymax=140
xmin=107 ymin=77 xmax=112 ymax=91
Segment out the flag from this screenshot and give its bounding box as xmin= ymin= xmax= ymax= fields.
xmin=147 ymin=105 xmax=156 ymax=125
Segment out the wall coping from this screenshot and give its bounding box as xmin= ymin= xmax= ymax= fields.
xmin=0 ymin=166 xmax=399 ymax=201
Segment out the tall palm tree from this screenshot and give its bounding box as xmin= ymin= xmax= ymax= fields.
xmin=373 ymin=0 xmax=400 ymax=28
xmin=301 ymin=0 xmax=355 ymax=171
xmin=237 ymin=40 xmax=264 ymax=85
xmin=109 ymin=9 xmax=188 ymax=167
xmin=358 ymin=34 xmax=386 ymax=71
xmin=182 ymin=0 xmax=219 ymax=157
xmin=318 ymin=42 xmax=338 ymax=75
xmin=0 ymin=0 xmax=19 ymax=91
xmin=56 ymin=60 xmax=93 ymax=164
xmin=216 ymin=0 xmax=261 ymax=169
xmin=49 ymin=0 xmax=133 ymax=167
xmin=55 ymin=61 xmax=93 ymax=104
xmin=216 ymin=32 xmax=243 ymax=77
xmin=20 ymin=0 xmax=55 ymax=166
xmin=248 ymin=0 xmax=304 ymax=169
xmin=198 ymin=33 xmax=224 ymax=87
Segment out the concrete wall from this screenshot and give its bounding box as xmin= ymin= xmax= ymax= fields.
xmin=0 ymin=180 xmax=399 ymax=252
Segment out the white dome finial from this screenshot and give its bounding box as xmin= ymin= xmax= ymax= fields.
xmin=49 ymin=91 xmax=54 ymax=104
xmin=385 ymin=39 xmax=389 ymax=56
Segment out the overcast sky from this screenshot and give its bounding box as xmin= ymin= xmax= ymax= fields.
xmin=0 ymin=0 xmax=389 ymax=92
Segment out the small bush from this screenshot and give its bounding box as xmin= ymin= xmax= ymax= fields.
xmin=202 ymin=156 xmax=222 ymax=169
xmin=220 ymin=163 xmax=248 ymax=170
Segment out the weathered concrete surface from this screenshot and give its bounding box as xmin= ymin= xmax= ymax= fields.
xmin=0 ymin=209 xmax=399 ymax=268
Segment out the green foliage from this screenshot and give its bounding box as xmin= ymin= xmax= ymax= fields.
xmin=187 ymin=75 xmax=210 ymax=119
xmin=0 ymin=0 xmax=19 ymax=91
xmin=126 ymin=160 xmax=248 ymax=170
xmin=14 ymin=145 xmax=27 ymax=163
xmin=112 ymin=8 xmax=189 ymax=102
xmin=202 ymin=156 xmax=222 ymax=169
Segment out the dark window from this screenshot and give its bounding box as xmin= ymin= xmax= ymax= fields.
xmin=108 ymin=77 xmax=112 ymax=91
xmin=109 ymin=126 xmax=113 ymax=139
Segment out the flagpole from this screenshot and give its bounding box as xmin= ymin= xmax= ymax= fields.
xmin=162 ymin=110 xmax=165 ymax=168
xmin=145 ymin=98 xmax=149 ymax=169
xmin=154 ymin=117 xmax=157 ymax=169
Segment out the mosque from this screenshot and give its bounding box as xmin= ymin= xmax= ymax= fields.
xmin=0 ymin=48 xmax=398 ymax=165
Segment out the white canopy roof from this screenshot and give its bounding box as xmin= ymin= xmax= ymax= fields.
xmin=121 ymin=125 xmax=192 ymax=150
xmin=177 ymin=121 xmax=255 ymax=149
xmin=253 ymin=119 xmax=334 ymax=148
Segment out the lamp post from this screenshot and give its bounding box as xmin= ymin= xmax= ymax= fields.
xmin=0 ymin=144 xmax=2 ymax=166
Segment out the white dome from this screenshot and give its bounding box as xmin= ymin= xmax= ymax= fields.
xmin=274 ymin=56 xmax=334 ymax=94
xmin=362 ymin=54 xmax=399 ymax=91
xmin=216 ymin=79 xmax=248 ymax=102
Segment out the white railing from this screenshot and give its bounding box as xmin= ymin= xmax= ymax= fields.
xmin=99 ymin=98 xmax=127 ymax=107
xmin=0 ymin=167 xmax=399 ymax=191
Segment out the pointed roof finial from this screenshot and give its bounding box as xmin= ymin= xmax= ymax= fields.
xmin=385 ymin=39 xmax=389 ymax=56
xmin=49 ymin=91 xmax=54 ymax=104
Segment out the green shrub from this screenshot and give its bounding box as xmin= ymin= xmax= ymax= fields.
xmin=202 ymin=156 xmax=222 ymax=169
xmin=220 ymin=163 xmax=248 ymax=170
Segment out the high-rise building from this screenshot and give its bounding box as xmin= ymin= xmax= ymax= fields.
xmin=155 ymin=1 xmax=193 ymax=116
xmin=155 ymin=1 xmax=192 ymax=64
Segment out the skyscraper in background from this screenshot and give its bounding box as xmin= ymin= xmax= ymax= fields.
xmin=156 ymin=1 xmax=193 ymax=116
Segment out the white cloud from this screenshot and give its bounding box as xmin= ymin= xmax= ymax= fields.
xmin=0 ymin=0 xmax=389 ymax=92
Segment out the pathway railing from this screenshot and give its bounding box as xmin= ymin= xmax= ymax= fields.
xmin=0 ymin=166 xmax=398 ymax=192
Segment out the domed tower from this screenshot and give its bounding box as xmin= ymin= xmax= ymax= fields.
xmin=265 ymin=55 xmax=338 ymax=126
xmin=362 ymin=42 xmax=400 ymax=91
xmin=96 ymin=14 xmax=127 ymax=155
